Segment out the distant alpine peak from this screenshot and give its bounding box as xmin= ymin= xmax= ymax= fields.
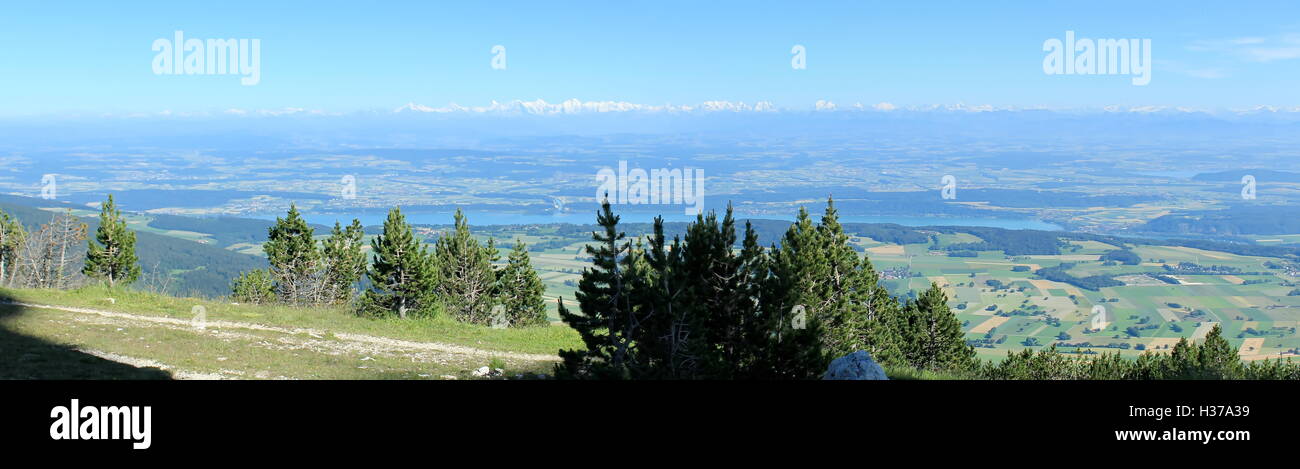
xmin=390 ymin=99 xmax=1300 ymax=116
xmin=392 ymin=98 xmax=780 ymax=115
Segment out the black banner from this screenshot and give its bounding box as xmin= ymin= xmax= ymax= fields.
xmin=2 ymin=379 xmax=1290 ymax=458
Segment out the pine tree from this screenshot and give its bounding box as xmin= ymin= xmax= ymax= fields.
xmin=434 ymin=209 xmax=497 ymax=324
xmin=495 ymin=240 xmax=548 ymax=327
xmin=900 ymin=282 xmax=975 ymax=372
xmin=631 ymin=216 xmax=688 ymax=378
xmin=82 ymin=194 xmax=141 ymax=287
xmin=0 ymin=209 xmax=27 ymax=287
xmin=360 ymin=207 xmax=437 ymax=318
xmin=733 ymin=219 xmax=826 ymax=379
xmin=678 ymin=206 xmax=776 ymax=379
xmin=666 ymin=206 xmax=819 ymax=379
xmin=320 ymin=219 xmax=367 ymax=303
xmin=556 ymin=201 xmax=637 ymax=379
xmin=676 ymin=211 xmax=736 ymax=378
xmin=618 ymin=211 xmax=731 ymax=379
xmin=1197 ymin=324 xmax=1241 ymax=379
xmin=757 ymin=209 xmax=830 ymax=379
xmin=1130 ymin=351 xmax=1163 ymax=380
xmin=860 ymin=259 xmax=905 ymax=365
xmin=263 ymin=204 xmax=320 ymax=304
xmin=820 ymin=198 xmax=906 ymax=364
xmin=765 ymin=204 xmax=861 ymax=374
xmin=814 ymin=199 xmax=862 ymax=354
xmin=559 ymin=203 xmax=831 ymax=379
xmin=770 ymin=207 xmax=827 ymax=319
xmin=1167 ymin=337 xmax=1197 ymax=378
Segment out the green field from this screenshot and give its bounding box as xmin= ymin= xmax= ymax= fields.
xmin=855 ymin=238 xmax=1300 ymax=361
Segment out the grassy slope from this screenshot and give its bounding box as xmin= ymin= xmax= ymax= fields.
xmin=1 ymin=285 xmax=952 ymax=380
xmin=0 ymin=285 xmax=582 ymax=380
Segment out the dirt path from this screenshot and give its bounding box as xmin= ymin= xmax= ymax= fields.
xmin=3 ymin=300 xmax=560 ymax=363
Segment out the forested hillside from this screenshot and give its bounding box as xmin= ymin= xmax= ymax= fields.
xmin=0 ymin=197 xmax=266 ymax=297
xmin=145 ymin=214 xmax=277 ymax=247
xmin=1140 ymin=206 xmax=1300 ymax=236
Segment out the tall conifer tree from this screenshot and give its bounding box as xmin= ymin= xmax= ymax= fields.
xmin=556 ymin=201 xmax=637 ymax=379
xmin=1196 ymin=324 xmax=1241 ymax=379
xmin=83 ymin=194 xmax=141 ymax=287
xmin=361 ymin=207 xmax=437 ymax=318
xmin=264 ymin=204 xmax=319 ymax=304
xmin=496 ymin=240 xmax=548 ymax=327
xmin=434 ymin=209 xmax=497 ymax=324
xmin=899 ymin=282 xmax=974 ymax=371
xmin=762 ymin=207 xmax=833 ymax=378
xmin=321 ymin=219 xmax=367 ymax=303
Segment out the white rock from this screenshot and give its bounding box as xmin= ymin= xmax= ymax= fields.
xmin=822 ymin=351 xmax=889 ymax=380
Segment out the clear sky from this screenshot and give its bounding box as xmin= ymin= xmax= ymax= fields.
xmin=2 ymin=0 xmax=1299 ymax=116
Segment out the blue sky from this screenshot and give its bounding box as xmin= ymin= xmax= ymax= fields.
xmin=2 ymin=1 xmax=1299 ymax=116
